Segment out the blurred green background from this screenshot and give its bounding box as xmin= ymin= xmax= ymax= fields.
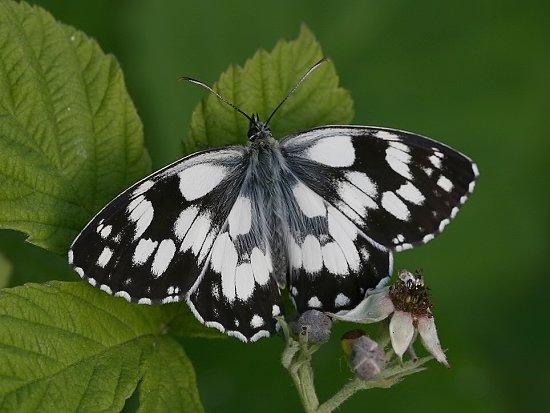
xmin=1 ymin=0 xmax=548 ymax=411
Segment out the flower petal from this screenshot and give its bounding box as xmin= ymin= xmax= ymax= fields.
xmin=331 ymin=287 xmax=394 ymax=323
xmin=389 ymin=311 xmax=415 ymax=360
xmin=417 ymin=316 xmax=449 ymax=367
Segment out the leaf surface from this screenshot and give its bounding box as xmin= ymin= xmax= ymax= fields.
xmin=0 ymin=281 xmax=203 ymax=412
xmin=138 ymin=337 xmax=203 ymax=413
xmin=185 ymin=25 xmax=354 ymax=153
xmin=0 ymin=0 xmax=150 ymax=254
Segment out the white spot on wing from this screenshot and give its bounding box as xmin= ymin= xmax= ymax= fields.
xmin=437 ymin=175 xmax=454 ymax=192
xmin=250 ymin=330 xmax=270 ymax=342
xmin=250 ymin=314 xmax=264 ymax=328
xmin=228 ymin=196 xmax=252 ymax=237
xmin=335 ymin=293 xmax=350 ymax=307
xmin=133 ymin=180 xmax=154 ymax=197
xmin=395 ymin=243 xmax=413 ymax=252
xmin=178 ymin=163 xmax=227 ymax=201
xmin=128 ymin=196 xmax=154 ymax=240
xmin=322 ymin=242 xmax=348 ymax=275
xmin=292 ymin=182 xmax=326 ymax=218
xmin=68 ymin=250 xmax=73 ymax=264
xmin=451 ymin=206 xmax=460 ymax=218
xmin=345 ymin=171 xmax=377 ymax=198
xmin=138 ymin=298 xmax=152 ymax=305
xmin=100 ymin=225 xmax=112 ymax=239
xmin=151 ymin=239 xmax=176 ymax=278
xmin=396 ymin=182 xmax=425 ymax=205
xmin=97 ymin=247 xmax=113 ymax=268
xmin=375 ymin=130 xmax=399 ymax=141
xmin=302 ymin=235 xmax=323 ymax=273
xmin=181 ymin=212 xmax=211 ymax=255
xmin=174 ymin=206 xmax=199 ymax=240
xmin=212 ymin=233 xmax=238 ymax=302
xmin=423 ymin=234 xmax=435 ymax=243
xmin=389 ymin=141 xmax=410 ymax=153
xmin=227 ymin=330 xmax=247 ymax=342
xmin=272 ymin=305 xmax=281 ymax=316
xmin=429 ymin=155 xmax=442 ymax=169
xmin=115 ymin=291 xmax=131 ymax=302
xmin=251 ymin=248 xmax=270 ymax=285
xmin=338 ymin=181 xmax=377 ymax=216
xmin=381 ymin=191 xmax=410 ymax=221
xmin=133 ymin=238 xmax=158 ymax=265
xmin=288 ymin=237 xmax=302 ymax=269
xmin=305 ymin=135 xmax=355 ymax=167
xmin=307 ymin=296 xmax=322 ymax=308
xmin=385 ymin=148 xmax=412 ymax=180
xmin=100 ymin=284 xmax=112 ymax=295
xmin=327 ymin=207 xmax=360 ymax=272
xmin=235 ymin=263 xmax=255 ymax=301
xmin=205 ymin=321 xmax=225 ymax=332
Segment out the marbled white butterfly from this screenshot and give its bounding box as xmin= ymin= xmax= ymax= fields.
xmin=68 ymin=59 xmax=478 ymax=342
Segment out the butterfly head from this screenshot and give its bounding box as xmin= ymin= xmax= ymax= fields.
xmin=247 ymin=114 xmax=272 ymax=142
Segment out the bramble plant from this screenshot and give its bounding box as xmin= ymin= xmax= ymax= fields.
xmin=0 ymin=2 xmax=448 ymax=411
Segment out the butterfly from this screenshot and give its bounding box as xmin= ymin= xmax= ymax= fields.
xmin=68 ymin=58 xmax=478 ymax=342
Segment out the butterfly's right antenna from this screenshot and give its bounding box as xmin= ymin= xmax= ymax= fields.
xmin=265 ymin=57 xmax=328 ymax=126
xmin=179 ymin=76 xmax=252 ymax=122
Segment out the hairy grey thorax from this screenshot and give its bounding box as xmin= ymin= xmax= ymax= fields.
xmin=246 ymin=136 xmax=289 ymax=287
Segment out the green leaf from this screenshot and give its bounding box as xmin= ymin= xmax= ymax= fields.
xmin=0 ymin=251 xmax=11 ymax=288
xmin=0 ymin=281 xmax=203 ymax=412
xmin=184 ymin=25 xmax=354 ymax=153
xmin=0 ymin=230 xmax=74 ymax=287
xmin=138 ymin=337 xmax=203 ymax=413
xmin=0 ymin=0 xmax=150 ymax=254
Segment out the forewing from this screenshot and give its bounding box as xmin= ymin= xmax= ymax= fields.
xmin=69 ymin=147 xmax=246 ymax=304
xmin=281 ymin=126 xmax=479 ymax=251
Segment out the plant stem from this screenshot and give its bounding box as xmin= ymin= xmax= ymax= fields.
xmin=289 ymin=360 xmax=318 ymax=413
xmin=298 ymin=361 xmax=319 ymax=411
xmin=317 ymin=378 xmax=366 ymax=413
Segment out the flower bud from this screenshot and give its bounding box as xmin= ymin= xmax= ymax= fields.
xmin=340 ymin=329 xmax=366 ymax=357
xmin=351 ymin=335 xmax=386 ymax=380
xmin=291 ymin=309 xmax=332 ymax=344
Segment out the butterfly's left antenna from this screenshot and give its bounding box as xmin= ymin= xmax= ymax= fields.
xmin=265 ymin=57 xmax=328 ymax=126
xmin=179 ymin=76 xmax=252 ymax=122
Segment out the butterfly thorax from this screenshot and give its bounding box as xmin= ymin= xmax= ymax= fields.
xmin=243 ymin=134 xmax=290 ymax=287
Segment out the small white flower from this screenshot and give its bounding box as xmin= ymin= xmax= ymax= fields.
xmin=333 ymin=270 xmax=449 ymax=367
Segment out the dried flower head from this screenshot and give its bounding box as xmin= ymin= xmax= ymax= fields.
xmin=332 ymin=269 xmax=449 ymax=367
xmin=389 ymin=269 xmax=432 ymax=317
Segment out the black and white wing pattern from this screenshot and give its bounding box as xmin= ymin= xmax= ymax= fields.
xmin=187 ymin=179 xmax=282 ymax=342
xmin=281 ymin=126 xmax=479 ymax=252
xmin=278 ymin=165 xmax=392 ymax=314
xmin=69 ymin=147 xmax=280 ymax=342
